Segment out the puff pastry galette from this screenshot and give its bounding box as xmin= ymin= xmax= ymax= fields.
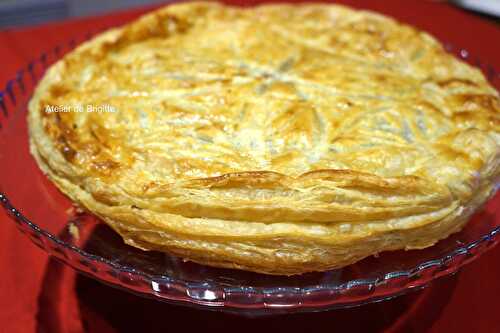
xmin=28 ymin=1 xmax=500 ymax=275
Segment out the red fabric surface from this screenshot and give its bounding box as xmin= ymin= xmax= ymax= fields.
xmin=0 ymin=1 xmax=499 ymax=332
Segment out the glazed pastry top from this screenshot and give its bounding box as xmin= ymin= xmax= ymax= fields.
xmin=31 ymin=1 xmax=500 ymax=225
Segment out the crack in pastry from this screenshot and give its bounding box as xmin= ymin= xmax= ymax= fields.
xmin=28 ymin=2 xmax=500 ymax=275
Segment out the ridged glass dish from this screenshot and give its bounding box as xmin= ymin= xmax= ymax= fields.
xmin=0 ymin=32 xmax=499 ymax=316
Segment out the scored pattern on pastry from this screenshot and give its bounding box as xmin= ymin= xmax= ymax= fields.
xmin=28 ymin=2 xmax=500 ymax=274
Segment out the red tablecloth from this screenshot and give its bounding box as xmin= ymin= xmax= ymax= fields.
xmin=0 ymin=1 xmax=499 ymax=332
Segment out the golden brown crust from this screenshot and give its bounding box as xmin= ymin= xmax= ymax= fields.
xmin=28 ymin=1 xmax=500 ymax=275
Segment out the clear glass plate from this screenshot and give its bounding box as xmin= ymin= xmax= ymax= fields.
xmin=0 ymin=32 xmax=499 ymax=316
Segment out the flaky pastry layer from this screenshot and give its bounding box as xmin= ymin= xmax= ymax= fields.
xmin=28 ymin=2 xmax=500 ymax=274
